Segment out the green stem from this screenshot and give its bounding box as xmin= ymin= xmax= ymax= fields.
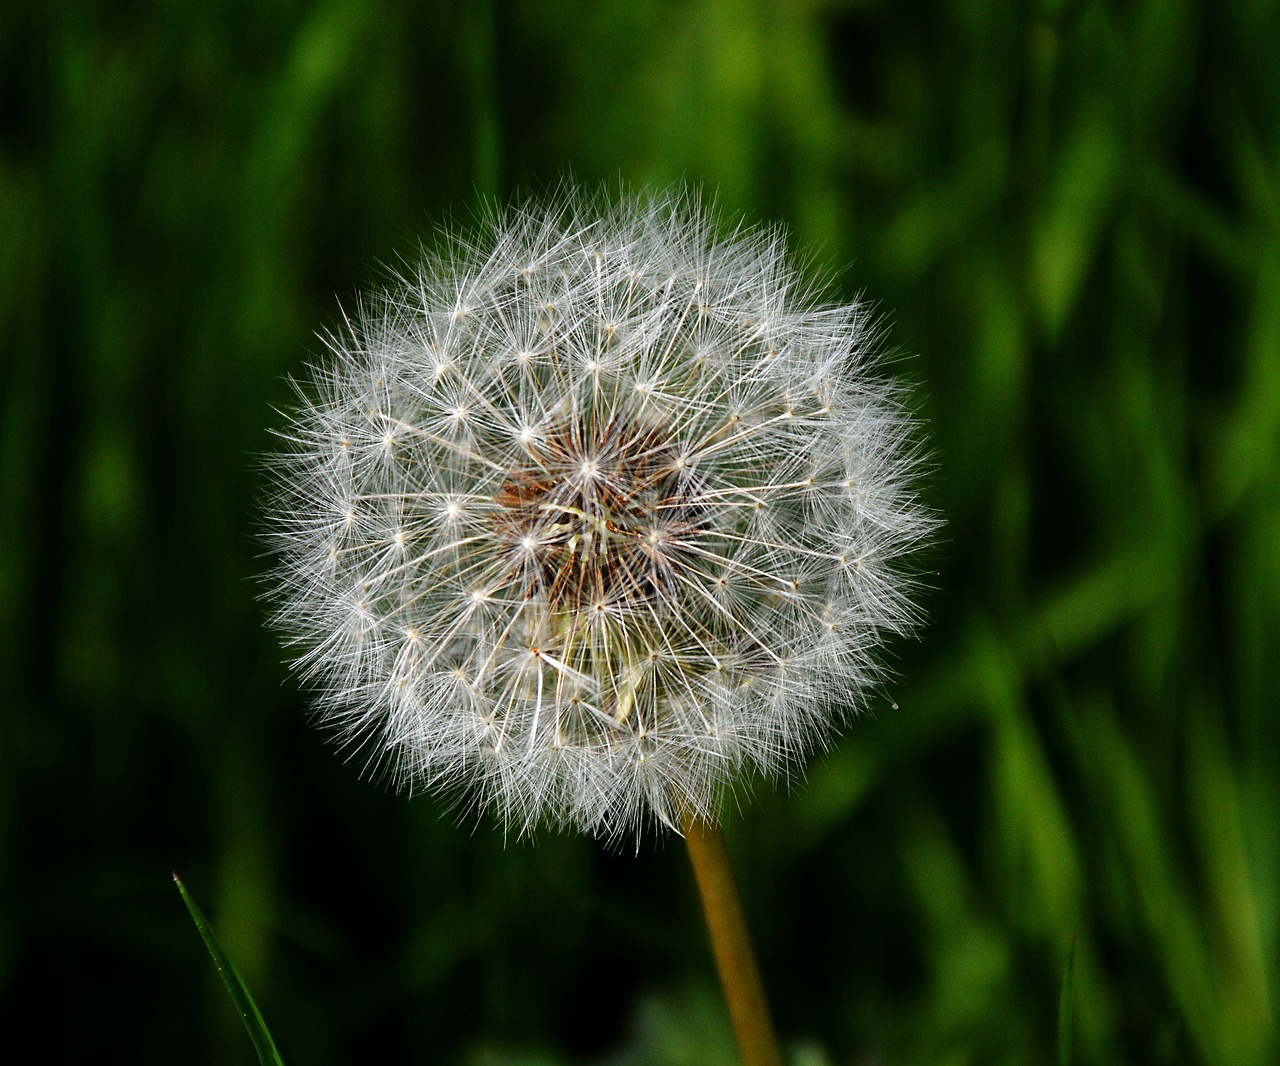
xmin=680 ymin=810 xmax=784 ymax=1066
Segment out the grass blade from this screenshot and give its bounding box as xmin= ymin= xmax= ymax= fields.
xmin=173 ymin=873 xmax=285 ymax=1065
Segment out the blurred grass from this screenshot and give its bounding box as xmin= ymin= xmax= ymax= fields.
xmin=3 ymin=0 xmax=1278 ymax=1063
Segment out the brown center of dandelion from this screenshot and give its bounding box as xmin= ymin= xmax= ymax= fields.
xmin=494 ymin=417 xmax=705 ymax=613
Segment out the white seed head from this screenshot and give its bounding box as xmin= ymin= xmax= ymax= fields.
xmin=264 ymin=184 xmax=936 ymax=842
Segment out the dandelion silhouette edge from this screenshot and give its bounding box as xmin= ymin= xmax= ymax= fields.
xmin=264 ymin=184 xmax=935 ymax=842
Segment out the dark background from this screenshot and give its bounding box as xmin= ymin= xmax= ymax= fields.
xmin=3 ymin=1 xmax=1278 ymax=1062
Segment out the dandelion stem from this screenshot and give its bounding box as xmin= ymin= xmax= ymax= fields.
xmin=680 ymin=809 xmax=784 ymax=1066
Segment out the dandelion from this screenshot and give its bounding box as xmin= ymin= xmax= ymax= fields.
xmin=265 ymin=183 xmax=934 ymax=1066
xmin=266 ymin=184 xmax=933 ymax=842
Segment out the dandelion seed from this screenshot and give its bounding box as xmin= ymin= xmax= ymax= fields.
xmin=264 ymin=183 xmax=935 ymax=842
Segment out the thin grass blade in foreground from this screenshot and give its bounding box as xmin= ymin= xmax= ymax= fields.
xmin=173 ymin=873 xmax=285 ymax=1066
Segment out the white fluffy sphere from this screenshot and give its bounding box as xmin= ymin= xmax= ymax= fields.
xmin=265 ymin=185 xmax=934 ymax=841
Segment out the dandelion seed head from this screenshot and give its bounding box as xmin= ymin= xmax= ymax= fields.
xmin=265 ymin=183 xmax=936 ymax=842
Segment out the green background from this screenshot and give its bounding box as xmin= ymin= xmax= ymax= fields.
xmin=3 ymin=1 xmax=1278 ymax=1062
